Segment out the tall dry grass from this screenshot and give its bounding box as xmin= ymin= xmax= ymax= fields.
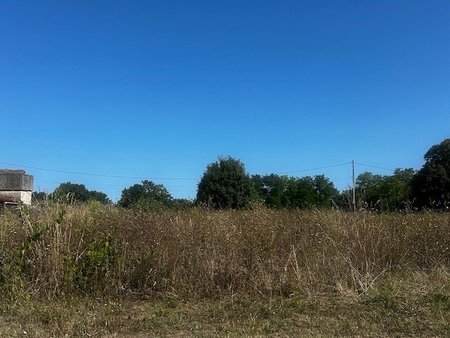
xmin=0 ymin=202 xmax=449 ymax=301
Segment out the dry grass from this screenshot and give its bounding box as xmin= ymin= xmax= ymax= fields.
xmin=1 ymin=279 xmax=448 ymax=337
xmin=0 ymin=203 xmax=449 ymax=336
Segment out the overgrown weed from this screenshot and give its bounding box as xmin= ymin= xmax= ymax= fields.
xmin=0 ymin=204 xmax=448 ymax=302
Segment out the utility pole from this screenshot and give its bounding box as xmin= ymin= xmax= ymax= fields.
xmin=352 ymin=160 xmax=356 ymax=212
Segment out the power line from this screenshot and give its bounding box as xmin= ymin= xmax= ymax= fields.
xmin=34 ymin=180 xmax=195 ymax=189
xmin=276 ymin=161 xmax=351 ymax=175
xmin=1 ymin=160 xmax=353 ymax=179
xmin=354 ymin=162 xmax=395 ymax=172
xmin=2 ymin=160 xmax=418 ymax=185
xmin=0 ymin=161 xmax=198 ymax=181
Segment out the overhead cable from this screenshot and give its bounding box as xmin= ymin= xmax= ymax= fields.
xmin=0 ymin=161 xmax=198 ymax=181
xmin=276 ymin=161 xmax=351 ymax=175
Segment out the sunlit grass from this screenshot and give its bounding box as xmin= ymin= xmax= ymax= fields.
xmin=0 ymin=203 xmax=448 ymax=336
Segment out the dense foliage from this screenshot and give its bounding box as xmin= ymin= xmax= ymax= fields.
xmin=252 ymin=174 xmax=338 ymax=208
xmin=196 ymin=156 xmax=253 ymax=209
xmin=52 ymin=182 xmax=110 ymax=204
xmin=338 ymin=139 xmax=450 ymax=211
xmin=354 ymin=168 xmax=415 ymax=211
xmin=412 ymin=138 xmax=450 ymax=209
xmin=118 ymin=180 xmax=173 ymax=209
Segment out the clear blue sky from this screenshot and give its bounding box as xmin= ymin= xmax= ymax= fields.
xmin=1 ymin=0 xmax=449 ymax=201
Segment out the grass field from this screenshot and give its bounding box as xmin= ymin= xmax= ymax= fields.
xmin=0 ymin=203 xmax=449 ymax=336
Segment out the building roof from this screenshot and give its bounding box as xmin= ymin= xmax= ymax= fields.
xmin=0 ymin=169 xmax=26 ymax=174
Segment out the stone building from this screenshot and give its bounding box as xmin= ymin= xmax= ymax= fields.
xmin=0 ymin=169 xmax=34 ymax=205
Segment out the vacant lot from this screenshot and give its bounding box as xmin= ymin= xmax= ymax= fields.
xmin=0 ymin=204 xmax=449 ymax=336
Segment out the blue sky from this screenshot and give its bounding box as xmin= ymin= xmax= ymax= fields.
xmin=1 ymin=0 xmax=449 ymax=201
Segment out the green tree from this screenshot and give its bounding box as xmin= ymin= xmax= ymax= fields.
xmin=197 ymin=156 xmax=253 ymax=209
xmin=53 ymin=182 xmax=92 ymax=203
xmin=118 ymin=180 xmax=173 ymax=209
xmin=285 ymin=176 xmax=337 ymax=209
xmin=32 ymin=191 xmax=49 ymax=202
xmin=312 ymin=174 xmax=340 ymax=207
xmin=52 ymin=182 xmax=111 ymax=204
xmin=88 ymin=190 xmax=111 ymax=204
xmin=355 ymin=169 xmax=414 ymax=211
xmin=251 ymin=174 xmax=337 ymax=209
xmin=285 ymin=176 xmax=316 ymax=208
xmin=250 ymin=174 xmax=266 ymax=203
xmin=356 ymin=172 xmax=384 ymax=209
xmin=412 ymin=138 xmax=450 ymax=209
xmin=251 ymin=174 xmax=290 ymax=208
xmin=384 ymin=168 xmax=414 ymax=210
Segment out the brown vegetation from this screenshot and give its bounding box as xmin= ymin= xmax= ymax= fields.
xmin=0 ymin=203 xmax=449 ymax=336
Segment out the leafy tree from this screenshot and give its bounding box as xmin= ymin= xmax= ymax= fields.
xmin=88 ymin=190 xmax=111 ymax=204
xmin=312 ymin=175 xmax=340 ymax=207
xmin=355 ymin=172 xmax=384 ymax=209
xmin=197 ymin=156 xmax=253 ymax=209
xmin=412 ymin=138 xmax=450 ymax=209
xmin=52 ymin=182 xmax=111 ymax=204
xmin=251 ymin=174 xmax=290 ymax=208
xmin=32 ymin=191 xmax=49 ymax=201
xmin=385 ymin=168 xmax=415 ymax=210
xmin=250 ymin=174 xmax=266 ymax=203
xmin=355 ymin=169 xmax=414 ymax=211
xmin=119 ymin=180 xmax=173 ymax=209
xmin=285 ymin=176 xmax=316 ymax=208
xmin=284 ymin=175 xmax=338 ymax=209
xmin=251 ymin=174 xmax=338 ymax=209
xmin=53 ymin=182 xmax=92 ymax=202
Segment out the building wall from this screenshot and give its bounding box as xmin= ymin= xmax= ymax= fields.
xmin=0 ymin=191 xmax=32 ymax=205
xmin=0 ymin=171 xmax=34 ymax=191
xmin=0 ymin=170 xmax=34 ymax=205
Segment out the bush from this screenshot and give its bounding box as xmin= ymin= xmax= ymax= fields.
xmin=197 ymin=156 xmax=253 ymax=209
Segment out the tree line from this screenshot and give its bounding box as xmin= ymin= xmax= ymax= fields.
xmin=33 ymin=138 xmax=450 ymax=211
